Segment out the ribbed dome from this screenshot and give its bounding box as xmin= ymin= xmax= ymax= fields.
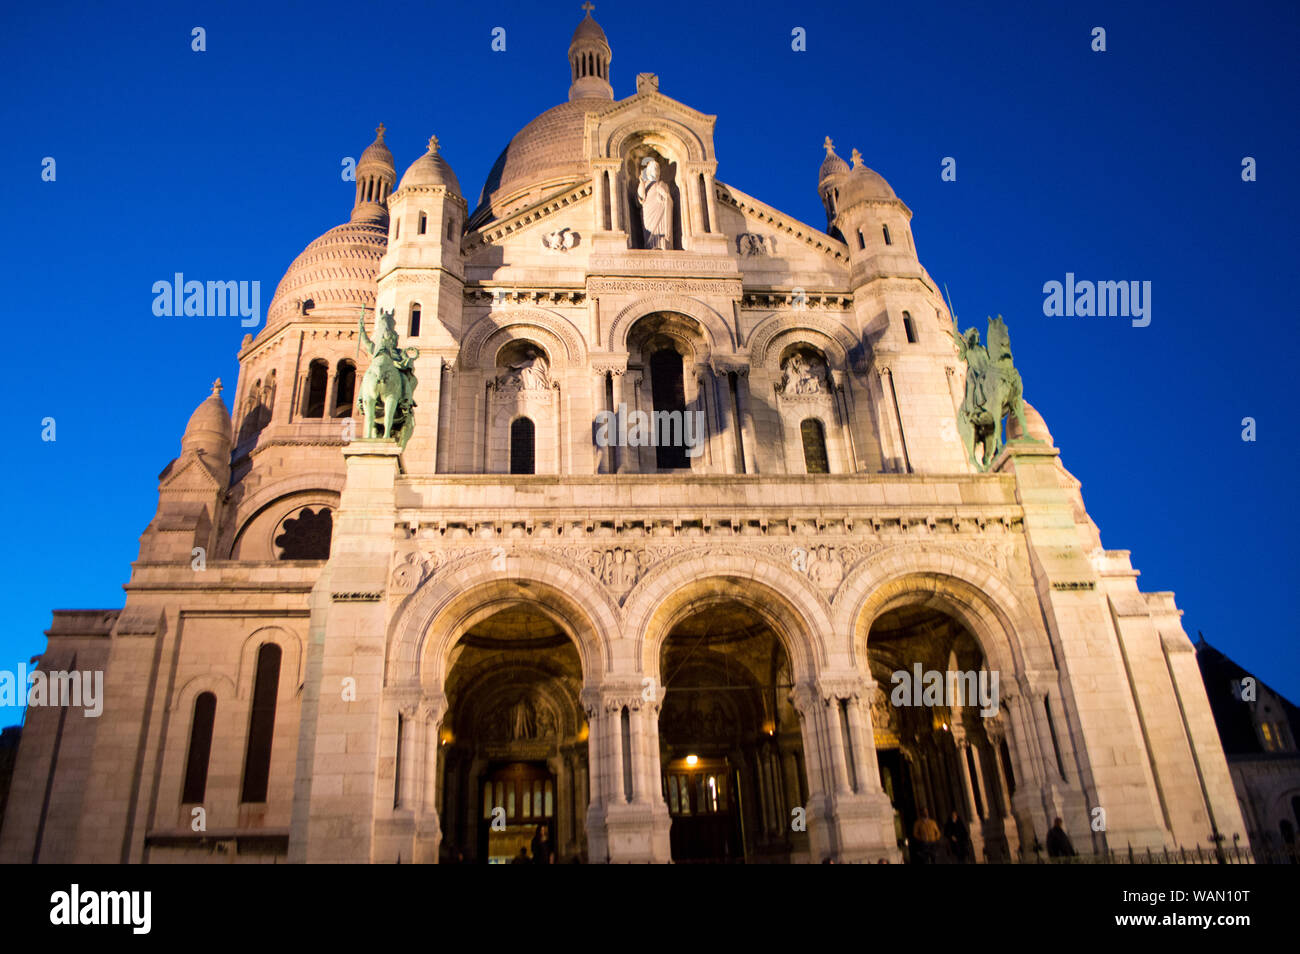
xmin=473 ymin=99 xmax=608 ymax=221
xmin=840 ymin=150 xmax=898 ymax=205
xmin=399 ymin=136 xmax=461 ymax=195
xmin=819 ymin=137 xmax=850 ymax=184
xmin=265 ymin=220 xmax=387 ymax=328
xmin=571 ymin=12 xmax=609 ymax=46
xmin=358 ymin=125 xmax=394 ymax=171
xmin=181 ymin=380 xmax=233 ymax=455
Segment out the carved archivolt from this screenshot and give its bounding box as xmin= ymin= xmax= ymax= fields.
xmin=459 ymin=308 xmax=587 ymax=369
xmin=606 ymin=295 xmax=733 ymax=353
xmin=747 ymin=312 xmax=860 ymax=372
xmin=390 ymin=536 xmax=1012 ymax=610
xmin=599 ymin=115 xmax=711 ymax=164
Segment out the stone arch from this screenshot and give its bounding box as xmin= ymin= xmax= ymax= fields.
xmin=460 ymin=308 xmax=587 ymax=369
xmin=224 ymin=473 xmax=346 ymax=559
xmin=450 ymin=653 xmax=587 ymax=742
xmin=747 ymin=312 xmax=860 ymax=372
xmin=834 ymin=547 xmax=1040 ymax=683
xmin=235 ymin=625 xmax=304 ymax=700
xmin=624 ymin=551 xmax=831 ymax=684
xmin=170 ymin=672 xmax=237 ymax=713
xmin=387 ymin=550 xmax=618 ymax=692
xmin=607 ymin=297 xmax=734 ymax=354
xmin=600 ymin=117 xmax=710 ymax=165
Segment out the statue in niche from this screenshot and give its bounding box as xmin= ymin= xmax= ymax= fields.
xmin=779 ymin=352 xmax=828 ymax=395
xmin=497 ymin=347 xmax=551 ymax=391
xmin=637 ymin=157 xmax=674 ymax=250
xmin=509 ymin=696 xmax=536 ymax=740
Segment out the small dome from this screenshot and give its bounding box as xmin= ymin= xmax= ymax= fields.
xmin=265 ymin=220 xmax=388 ymax=328
xmin=182 ymin=380 xmax=233 ymax=455
xmin=571 ymin=10 xmax=609 ymax=48
xmin=1007 ymin=401 xmax=1054 ymax=445
xmin=818 ymin=137 xmax=849 ymax=184
xmin=399 ymin=135 xmax=461 ymax=195
xmin=358 ymin=123 xmax=394 ymax=172
xmin=839 ymin=149 xmax=898 ymax=205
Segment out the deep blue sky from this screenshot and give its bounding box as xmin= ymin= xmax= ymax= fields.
xmin=1 ymin=0 xmax=1296 ymax=727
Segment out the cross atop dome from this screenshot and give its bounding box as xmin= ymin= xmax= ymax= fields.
xmin=851 ymin=148 xmax=863 ymax=169
xmin=581 ymin=1 xmax=594 ymax=14
xmin=428 ymin=134 xmax=440 ymax=154
xmin=824 ymin=136 xmax=835 ymax=154
xmin=375 ymin=122 xmax=386 ymax=140
xmin=211 ymin=378 xmax=223 ymax=395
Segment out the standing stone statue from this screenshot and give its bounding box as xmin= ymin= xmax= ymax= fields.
xmin=949 ymin=314 xmax=1035 ymax=471
xmin=637 ymin=157 xmax=674 ymax=250
xmin=358 ymin=306 xmax=419 ymax=450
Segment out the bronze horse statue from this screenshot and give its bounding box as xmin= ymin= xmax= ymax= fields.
xmin=358 ymin=307 xmax=418 ymax=450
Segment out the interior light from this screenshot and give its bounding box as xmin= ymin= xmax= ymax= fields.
xmin=685 ymin=754 xmax=699 ymax=767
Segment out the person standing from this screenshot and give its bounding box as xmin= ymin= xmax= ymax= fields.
xmin=911 ymin=809 xmax=942 ymax=864
xmin=1046 ymin=817 xmax=1076 ymax=859
xmin=944 ymin=810 xmax=972 ymax=863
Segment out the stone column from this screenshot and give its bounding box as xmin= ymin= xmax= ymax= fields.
xmin=831 ymin=370 xmax=859 ymax=473
xmin=824 ymin=700 xmax=852 ymax=796
xmin=414 ymin=695 xmax=446 ymax=862
xmin=704 ymin=172 xmax=721 ymax=237
xmin=596 ymin=688 xmax=671 ymax=863
xmin=802 ymin=679 xmax=901 ymax=863
xmin=710 ymin=362 xmax=740 ymax=473
xmin=593 ymin=368 xmax=612 ymax=473
xmin=983 ymin=719 xmax=1021 ymax=859
xmin=733 ymin=366 xmax=758 ymax=474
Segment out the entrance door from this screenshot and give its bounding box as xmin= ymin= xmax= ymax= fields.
xmin=478 ymin=762 xmax=556 ymax=864
xmin=664 ymin=757 xmax=742 ymax=862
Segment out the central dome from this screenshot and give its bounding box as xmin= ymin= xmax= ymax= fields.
xmin=473 ymin=99 xmax=610 ymax=224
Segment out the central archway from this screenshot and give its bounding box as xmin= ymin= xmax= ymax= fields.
xmin=439 ymin=603 xmax=588 ymax=864
xmin=658 ymin=599 xmax=808 ymax=863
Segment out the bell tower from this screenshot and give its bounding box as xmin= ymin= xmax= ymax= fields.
xmin=569 ymin=2 xmax=613 ymax=101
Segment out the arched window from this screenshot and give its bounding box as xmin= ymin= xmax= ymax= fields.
xmin=857 ymin=229 xmax=866 ymax=250
xmin=275 ymin=507 xmax=333 ymax=560
xmin=447 ymin=218 xmax=456 ymax=241
xmin=303 ymin=359 xmax=328 ymax=418
xmin=394 ymin=219 xmax=400 ymax=240
xmin=333 ymin=360 xmax=356 ymax=416
xmin=882 ymin=224 xmax=893 ymax=245
xmin=182 ymin=692 xmax=217 ymax=804
xmin=800 ymin=418 xmax=829 ymax=474
xmin=510 ymin=417 xmax=536 ymax=475
xmin=903 ymin=311 xmax=918 ymax=344
xmin=650 ymin=349 xmax=689 ymax=470
xmin=241 ymin=643 xmax=281 ymax=803
xmin=418 ymin=212 xmax=428 ymax=235
xmin=409 ymin=304 xmax=421 ymax=338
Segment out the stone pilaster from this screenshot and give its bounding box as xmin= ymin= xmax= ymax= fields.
xmin=289 ymin=440 xmax=401 ymax=862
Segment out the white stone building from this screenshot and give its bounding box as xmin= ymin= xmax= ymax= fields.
xmin=0 ymin=9 xmax=1245 ymax=864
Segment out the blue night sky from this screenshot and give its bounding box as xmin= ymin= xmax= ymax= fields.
xmin=1 ymin=0 xmax=1296 ymax=727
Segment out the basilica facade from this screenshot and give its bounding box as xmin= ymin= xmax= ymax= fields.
xmin=0 ymin=10 xmax=1245 ymax=864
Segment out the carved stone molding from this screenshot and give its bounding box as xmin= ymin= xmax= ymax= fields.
xmin=459 ymin=307 xmax=587 ymax=369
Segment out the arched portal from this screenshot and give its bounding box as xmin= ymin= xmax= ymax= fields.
xmin=657 ymin=600 xmax=808 ymax=863
xmin=866 ymin=603 xmax=1014 ymax=863
xmin=439 ymin=603 xmax=589 ymax=864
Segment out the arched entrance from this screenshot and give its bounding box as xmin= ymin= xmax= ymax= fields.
xmin=866 ymin=603 xmax=1016 ymax=862
xmin=438 ymin=604 xmax=589 ymax=863
xmin=657 ymin=600 xmax=808 ymax=863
